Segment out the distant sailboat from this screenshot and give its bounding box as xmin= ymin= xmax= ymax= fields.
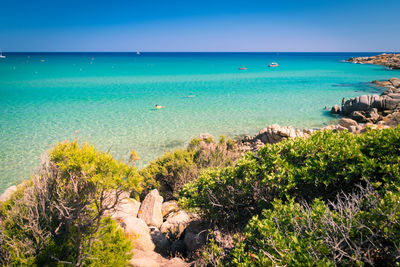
xmin=137 ymin=51 xmax=140 ymax=55
xmin=0 ymin=49 xmax=5 ymax=59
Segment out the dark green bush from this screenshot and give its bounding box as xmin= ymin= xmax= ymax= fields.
xmin=180 ymin=127 xmax=400 ymax=227
xmin=140 ymin=135 xmax=243 ymax=200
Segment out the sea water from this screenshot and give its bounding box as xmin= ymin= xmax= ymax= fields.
xmin=1 ymin=52 xmax=399 ymax=192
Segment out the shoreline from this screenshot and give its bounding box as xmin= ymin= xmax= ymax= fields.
xmin=2 ymin=54 xmax=400 ymax=195
xmin=231 ymin=75 xmax=400 ymax=153
xmin=346 ymin=53 xmax=400 ymax=69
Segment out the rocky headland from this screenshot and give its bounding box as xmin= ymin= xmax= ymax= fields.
xmin=346 ymin=53 xmax=400 ymax=69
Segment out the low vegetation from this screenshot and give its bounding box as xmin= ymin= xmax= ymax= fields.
xmin=140 ymin=135 xmax=242 ymax=200
xmin=0 ymin=141 xmax=140 ymax=266
xmin=180 ymin=127 xmax=400 ymax=265
xmin=1 ymin=127 xmax=400 ymax=266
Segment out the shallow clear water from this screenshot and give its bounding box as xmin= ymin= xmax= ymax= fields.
xmin=0 ymin=52 xmax=399 ymax=191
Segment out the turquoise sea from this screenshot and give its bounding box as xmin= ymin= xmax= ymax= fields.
xmin=1 ymin=52 xmax=399 ymax=192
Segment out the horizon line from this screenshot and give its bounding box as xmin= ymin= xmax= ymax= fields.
xmin=2 ymin=51 xmax=399 ymax=53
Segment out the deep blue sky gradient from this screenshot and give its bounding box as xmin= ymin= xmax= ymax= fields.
xmin=1 ymin=0 xmax=399 ymax=52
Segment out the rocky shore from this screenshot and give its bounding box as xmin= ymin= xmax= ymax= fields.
xmin=234 ymin=77 xmax=400 ymax=150
xmin=346 ymin=53 xmax=400 ymax=69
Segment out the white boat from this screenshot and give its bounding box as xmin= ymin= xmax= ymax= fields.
xmin=137 ymin=51 xmax=140 ymax=55
xmin=268 ymin=62 xmax=278 ymax=67
xmin=0 ymin=49 xmax=5 ymax=59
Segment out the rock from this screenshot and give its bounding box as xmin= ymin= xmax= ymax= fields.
xmin=242 ymin=135 xmax=252 ymax=142
xmin=321 ymin=124 xmax=336 ymax=131
xmin=161 ymin=201 xmax=179 ymax=218
xmin=330 ymin=105 xmax=340 ymax=114
xmin=366 ymin=108 xmax=380 ymax=122
xmin=336 ymin=125 xmax=348 ymax=132
xmin=184 ymin=220 xmax=207 ymax=252
xmin=346 ymin=54 xmax=400 ymax=69
xmin=387 ymin=93 xmax=400 ymax=99
xmin=162 ymin=257 xmax=189 ymax=267
xmin=255 ymin=124 xmax=306 ymax=145
xmin=349 ymin=111 xmax=367 ymax=122
xmin=111 ymin=198 xmax=141 ymax=221
xmin=123 ymin=217 xmax=155 ymax=251
xmin=150 ymin=227 xmax=170 ymax=256
xmin=0 ymin=185 xmax=17 ymax=202
xmin=160 ymin=210 xmax=191 ymax=240
xmin=390 ymin=78 xmax=400 ymax=88
xmin=128 ymin=258 xmax=160 ymax=267
xmin=138 ymin=189 xmax=164 ymax=228
xmin=170 ymin=240 xmax=186 ymax=257
xmin=385 ymin=98 xmax=400 ymax=110
xmin=199 ymin=133 xmax=213 ymax=140
xmin=338 ymin=118 xmax=358 ymax=129
xmin=383 ymin=111 xmax=400 ymax=127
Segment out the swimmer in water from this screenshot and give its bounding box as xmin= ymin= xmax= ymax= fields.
xmin=155 ymin=104 xmax=164 ymax=109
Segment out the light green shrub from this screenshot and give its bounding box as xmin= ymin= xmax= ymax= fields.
xmin=0 ymin=140 xmax=140 ymax=266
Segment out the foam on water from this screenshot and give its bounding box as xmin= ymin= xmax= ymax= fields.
xmin=0 ymin=52 xmax=399 ymax=192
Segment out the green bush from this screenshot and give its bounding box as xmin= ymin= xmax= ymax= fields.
xmin=180 ymin=128 xmax=400 ymax=226
xmin=140 ymin=135 xmax=243 ymax=200
xmin=84 ymin=217 xmax=133 ymax=267
xmin=229 ymin=188 xmax=400 ymax=266
xmin=0 ymin=141 xmax=140 ymax=266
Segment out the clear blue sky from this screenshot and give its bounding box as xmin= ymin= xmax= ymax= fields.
xmin=1 ymin=0 xmax=399 ymax=52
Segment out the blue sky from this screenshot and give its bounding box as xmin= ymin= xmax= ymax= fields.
xmin=1 ymin=0 xmax=399 ymax=52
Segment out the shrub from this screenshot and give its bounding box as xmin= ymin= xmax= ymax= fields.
xmin=140 ymin=135 xmax=243 ymax=200
xmin=229 ymin=186 xmax=400 ymax=266
xmin=180 ymin=127 xmax=400 ymax=227
xmin=0 ymin=141 xmax=141 ymax=266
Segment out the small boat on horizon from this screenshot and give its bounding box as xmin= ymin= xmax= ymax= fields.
xmin=137 ymin=51 xmax=140 ymax=55
xmin=0 ymin=49 xmax=5 ymax=59
xmin=268 ymin=62 xmax=278 ymax=67
xmin=238 ymin=66 xmax=247 ymax=70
